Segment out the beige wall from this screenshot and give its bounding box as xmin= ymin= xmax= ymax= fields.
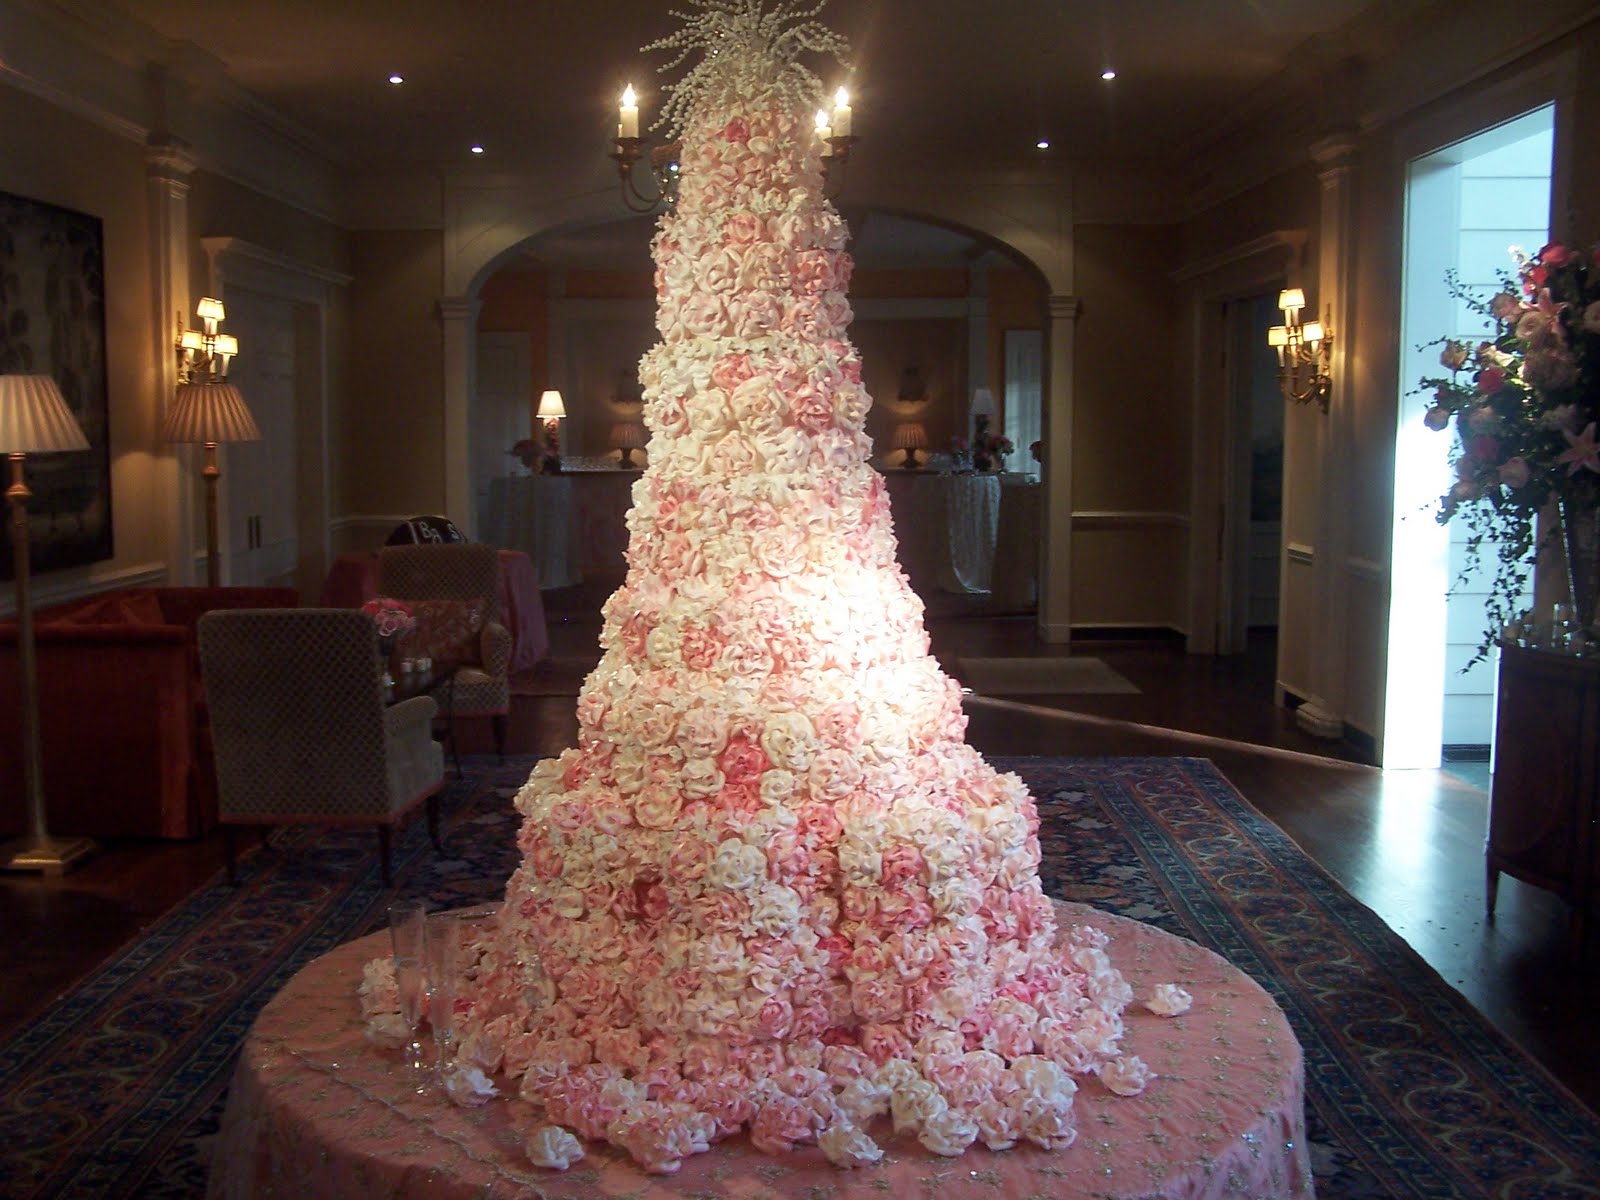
xmin=1071 ymin=224 xmax=1185 ymax=628
xmin=0 ymin=83 xmax=163 ymax=591
xmin=341 ymin=229 xmax=446 ymax=530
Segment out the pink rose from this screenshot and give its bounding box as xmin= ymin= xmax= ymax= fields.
xmin=1539 ymin=241 xmax=1575 ymax=267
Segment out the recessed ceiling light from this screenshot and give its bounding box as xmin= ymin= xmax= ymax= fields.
xmin=1101 ymin=68 xmax=1116 ymax=81
xmin=470 ymin=144 xmax=484 ymax=155
xmin=388 ymin=73 xmax=404 ymax=85
xmin=1036 ymin=139 xmax=1050 ymax=150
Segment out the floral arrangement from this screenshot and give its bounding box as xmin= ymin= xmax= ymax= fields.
xmin=360 ymin=596 xmax=415 ymax=640
xmin=1419 ymin=240 xmax=1600 ymax=659
xmin=509 ymin=438 xmax=540 ymax=469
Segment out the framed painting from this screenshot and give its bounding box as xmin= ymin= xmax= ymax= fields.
xmin=0 ymin=190 xmax=113 ymax=579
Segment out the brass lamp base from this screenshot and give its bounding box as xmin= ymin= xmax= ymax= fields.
xmin=1 ymin=833 xmax=96 ymax=875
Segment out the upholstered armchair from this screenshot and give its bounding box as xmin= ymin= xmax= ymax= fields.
xmin=377 ymin=543 xmax=513 ymax=755
xmin=197 ymin=608 xmax=446 ymax=885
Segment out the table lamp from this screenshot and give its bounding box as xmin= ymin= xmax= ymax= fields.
xmin=536 ymin=389 xmax=566 ymax=473
xmin=613 ymin=421 xmax=647 ymax=468
xmin=0 ymin=374 xmax=94 ymax=874
xmin=892 ymin=421 xmax=928 ymax=470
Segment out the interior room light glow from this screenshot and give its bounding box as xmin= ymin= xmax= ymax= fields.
xmin=1035 ymin=139 xmax=1050 ymax=150
xmin=470 ymin=144 xmax=484 ymax=155
xmin=388 ymin=74 xmax=404 ymax=85
xmin=1101 ymin=68 xmax=1116 ymax=81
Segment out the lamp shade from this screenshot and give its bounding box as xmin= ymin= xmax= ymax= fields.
xmin=0 ymin=375 xmax=90 ymax=454
xmin=970 ymin=387 xmax=997 ymax=417
xmin=891 ymin=422 xmax=928 ymax=451
xmin=613 ymin=422 xmax=647 ymax=449
xmin=537 ymin=389 xmax=567 ymax=419
xmin=162 ymin=382 xmax=262 ymax=444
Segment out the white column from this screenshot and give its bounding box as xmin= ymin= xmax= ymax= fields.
xmin=1295 ymin=135 xmax=1360 ymax=739
xmin=146 ymin=136 xmax=199 ymax=585
xmin=1038 ymin=294 xmax=1081 ymax=643
xmin=966 ymin=261 xmax=990 ymax=409
xmin=439 ymin=295 xmax=479 ymax=532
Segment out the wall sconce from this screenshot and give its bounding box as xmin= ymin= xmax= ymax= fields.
xmin=176 ymin=295 xmax=239 ymax=384
xmin=892 ymin=421 xmax=928 ymax=469
xmin=536 ymin=389 xmax=566 ymax=473
xmin=612 ymin=421 xmax=647 ymax=468
xmin=1266 ymin=288 xmax=1332 ymax=410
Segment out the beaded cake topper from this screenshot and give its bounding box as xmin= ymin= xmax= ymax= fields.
xmin=643 ymin=0 xmax=851 ymax=135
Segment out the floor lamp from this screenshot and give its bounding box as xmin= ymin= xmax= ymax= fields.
xmin=0 ymin=374 xmax=94 ymax=874
xmin=165 ymin=296 xmax=259 ymax=587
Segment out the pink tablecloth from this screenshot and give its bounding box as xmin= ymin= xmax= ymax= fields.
xmin=319 ymin=549 xmax=549 ymax=674
xmin=207 ymin=903 xmax=1312 ymax=1199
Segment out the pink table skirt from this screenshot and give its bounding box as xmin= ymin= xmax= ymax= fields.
xmin=207 ymin=902 xmax=1312 ymax=1200
xmin=319 ymin=549 xmax=549 ymax=674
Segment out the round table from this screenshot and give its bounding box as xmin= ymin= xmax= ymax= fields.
xmin=207 ymin=903 xmax=1312 ymax=1199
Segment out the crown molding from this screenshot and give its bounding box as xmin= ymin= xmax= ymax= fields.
xmin=1176 ymin=1 xmax=1597 ymax=219
xmin=4 ymin=0 xmax=343 ymax=223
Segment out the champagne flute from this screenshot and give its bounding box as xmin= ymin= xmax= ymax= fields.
xmin=424 ymin=910 xmax=460 ymax=1088
xmin=387 ymin=899 xmax=429 ymax=1091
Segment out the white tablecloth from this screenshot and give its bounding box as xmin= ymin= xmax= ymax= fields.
xmin=483 ymin=475 xmax=581 ymax=590
xmin=884 ymin=471 xmax=1002 ymax=594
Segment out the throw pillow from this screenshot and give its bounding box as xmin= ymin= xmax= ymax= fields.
xmin=394 ymin=599 xmax=487 ymax=669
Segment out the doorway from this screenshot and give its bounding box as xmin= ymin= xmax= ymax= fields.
xmin=1220 ymin=292 xmax=1284 ymax=655
xmin=222 ymin=286 xmax=298 ymax=589
xmin=1384 ymin=104 xmax=1554 ymax=769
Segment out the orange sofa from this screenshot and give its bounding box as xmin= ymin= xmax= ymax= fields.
xmin=0 ymin=586 xmax=299 ymax=840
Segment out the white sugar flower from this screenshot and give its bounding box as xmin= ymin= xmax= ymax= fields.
xmin=1146 ymin=983 xmax=1193 ymax=1016
xmin=1098 ymin=1055 xmax=1156 ymax=1097
xmin=526 ymin=1125 xmax=585 ymax=1170
xmin=818 ymin=1122 xmax=883 ymax=1167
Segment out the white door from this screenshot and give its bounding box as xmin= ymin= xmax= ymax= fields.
xmin=1384 ymin=105 xmax=1553 ymax=767
xmin=472 ymin=332 xmax=532 ymax=539
xmin=223 ymin=288 xmax=297 ymax=588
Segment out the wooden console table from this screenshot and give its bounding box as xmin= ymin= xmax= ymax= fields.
xmin=1487 ymin=641 xmax=1600 ymax=950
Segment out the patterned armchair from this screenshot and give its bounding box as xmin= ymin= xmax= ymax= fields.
xmin=377 ymin=542 xmax=513 ymax=755
xmin=197 ymin=608 xmax=446 ymax=885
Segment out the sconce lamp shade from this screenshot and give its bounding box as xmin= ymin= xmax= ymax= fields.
xmin=613 ymin=422 xmax=647 ymax=450
xmin=891 ymin=422 xmax=928 ymax=451
xmin=1266 ymin=325 xmax=1289 ymax=348
xmin=162 ymin=383 xmax=262 ymax=444
xmin=0 ymin=375 xmax=90 ymax=453
xmin=537 ymin=389 xmax=567 ymax=419
xmin=195 ymin=296 xmax=226 ymax=324
xmin=970 ymin=387 xmax=997 ymax=418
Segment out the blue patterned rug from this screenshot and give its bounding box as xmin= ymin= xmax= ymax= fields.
xmin=1 ymin=756 xmax=1596 ymax=1198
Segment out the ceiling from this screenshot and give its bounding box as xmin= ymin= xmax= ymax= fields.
xmin=111 ymin=0 xmax=1392 ymax=175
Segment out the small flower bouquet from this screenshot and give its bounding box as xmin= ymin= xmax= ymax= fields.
xmin=360 ymin=596 xmax=416 ymax=640
xmin=509 ymin=439 xmax=540 ymax=469
xmin=1419 ymin=239 xmax=1600 ymax=659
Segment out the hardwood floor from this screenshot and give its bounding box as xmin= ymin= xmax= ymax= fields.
xmin=3 ymin=592 xmax=1597 ymax=1118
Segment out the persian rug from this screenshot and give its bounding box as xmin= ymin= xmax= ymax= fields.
xmin=3 ymin=756 xmax=1597 ymax=1198
xmin=955 ymin=655 xmax=1141 ymax=695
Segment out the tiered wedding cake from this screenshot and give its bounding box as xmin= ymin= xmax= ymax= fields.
xmin=368 ymin=1 xmax=1174 ymax=1176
